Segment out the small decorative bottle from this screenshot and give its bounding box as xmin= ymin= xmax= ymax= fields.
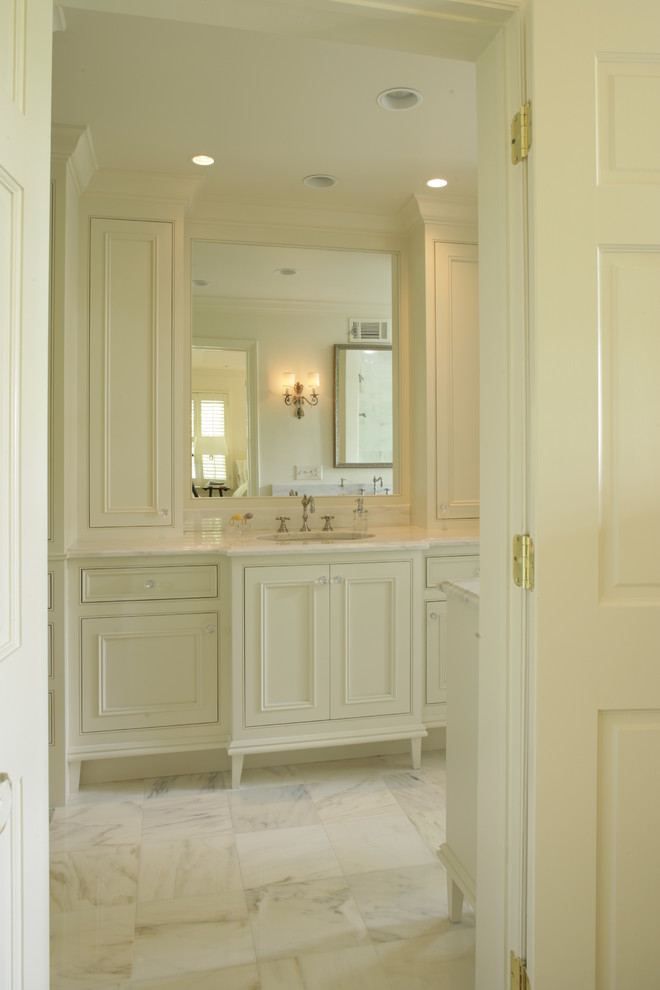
xmin=353 ymin=497 xmax=368 ymax=531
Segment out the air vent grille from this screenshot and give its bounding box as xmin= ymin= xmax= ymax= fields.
xmin=349 ymin=318 xmax=391 ymax=343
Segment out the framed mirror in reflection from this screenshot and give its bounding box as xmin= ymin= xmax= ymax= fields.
xmin=334 ymin=345 xmax=393 ymax=469
xmin=191 ymin=241 xmax=398 ymax=498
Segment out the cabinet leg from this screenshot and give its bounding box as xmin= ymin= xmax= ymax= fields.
xmin=68 ymin=760 xmax=81 ymax=795
xmin=410 ymin=736 xmax=422 ymax=770
xmin=447 ymin=874 xmax=464 ymax=923
xmin=231 ymin=754 xmax=244 ymax=789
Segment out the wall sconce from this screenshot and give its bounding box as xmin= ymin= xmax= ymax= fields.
xmin=283 ymin=372 xmax=320 ymax=418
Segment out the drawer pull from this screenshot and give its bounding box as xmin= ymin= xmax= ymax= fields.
xmin=317 ymin=576 xmax=329 ymax=585
xmin=206 ymin=624 xmax=216 ymax=634
xmin=144 ymin=580 xmax=156 ymax=589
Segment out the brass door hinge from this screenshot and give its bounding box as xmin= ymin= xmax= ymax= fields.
xmin=513 ymin=534 xmax=535 ymax=590
xmin=511 ymin=950 xmax=531 ymax=990
xmin=511 ymin=101 xmax=532 ymax=164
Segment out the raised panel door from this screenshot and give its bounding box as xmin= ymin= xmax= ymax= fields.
xmin=244 ymin=564 xmax=330 ymax=727
xmin=330 ymin=561 xmax=411 ymax=719
xmin=88 ymin=217 xmax=173 ymax=528
xmin=81 ymin=612 xmax=218 ymax=732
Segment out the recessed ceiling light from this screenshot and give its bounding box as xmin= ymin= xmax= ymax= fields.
xmin=377 ymin=88 xmax=423 ymax=111
xmin=427 ymin=178 xmax=448 ymax=188
xmin=303 ymin=174 xmax=337 ymax=189
xmin=191 ymin=154 xmax=214 ymax=166
xmin=192 ymin=279 xmax=209 ymax=286
xmin=275 ymin=268 xmax=299 ymax=277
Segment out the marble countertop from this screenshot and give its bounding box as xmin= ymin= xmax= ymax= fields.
xmin=65 ymin=525 xmax=479 ymax=558
xmin=442 ymin=577 xmax=480 ymax=605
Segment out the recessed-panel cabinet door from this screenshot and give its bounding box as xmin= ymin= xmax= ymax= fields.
xmin=89 ymin=217 xmax=173 ymax=528
xmin=330 ymin=561 xmax=411 ymax=719
xmin=81 ymin=613 xmax=218 ymax=732
xmin=244 ymin=565 xmax=330 ymax=727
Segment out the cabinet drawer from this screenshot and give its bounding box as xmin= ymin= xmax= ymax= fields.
xmin=81 ymin=564 xmax=218 ymax=603
xmin=81 ymin=612 xmax=218 ymax=732
xmin=426 ymin=555 xmax=479 ymax=590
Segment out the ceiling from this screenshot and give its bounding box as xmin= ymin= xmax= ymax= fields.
xmin=51 ymin=0 xmax=482 ymax=218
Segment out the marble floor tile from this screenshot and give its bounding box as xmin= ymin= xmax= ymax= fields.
xmin=385 ymin=771 xmax=447 ymax=852
xmin=228 ymin=783 xmax=320 ymax=833
xmin=50 ymin=845 xmax=139 ymax=913
xmin=235 ymin=824 xmax=342 ymax=889
xmin=306 ymin=774 xmax=402 ymax=824
xmin=296 ymin=753 xmax=419 ymax=785
xmin=324 ymin=812 xmax=438 ymax=875
xmin=50 ymin=801 xmax=143 ymax=853
xmin=50 ymin=904 xmax=135 ymax=989
xmin=246 ymin=877 xmax=370 ymax=961
xmin=140 ymin=792 xmax=232 ymax=843
xmin=345 ymin=863 xmax=452 ymax=942
xmin=132 ymin=891 xmax=256 ymax=983
xmin=258 ymin=945 xmax=390 ymax=990
xmin=131 ymin=964 xmax=260 ymax=989
xmin=137 ymin=834 xmax=244 ymax=901
xmin=64 ymin=779 xmax=146 ymax=808
xmin=143 ymin=771 xmax=227 ymax=800
xmin=375 ymin=927 xmax=476 ymax=990
xmin=226 ymin=764 xmax=305 ymax=789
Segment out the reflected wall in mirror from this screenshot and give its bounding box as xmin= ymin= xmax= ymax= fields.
xmin=335 ymin=345 xmax=393 ymax=469
xmin=191 ymin=242 xmax=398 ymax=497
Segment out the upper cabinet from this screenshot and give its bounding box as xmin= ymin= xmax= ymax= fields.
xmin=434 ymin=241 xmax=479 ymax=522
xmin=88 ymin=217 xmax=174 ymax=528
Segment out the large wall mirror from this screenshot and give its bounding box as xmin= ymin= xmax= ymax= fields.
xmin=190 ymin=241 xmax=399 ymax=498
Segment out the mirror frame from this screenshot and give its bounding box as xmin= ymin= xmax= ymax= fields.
xmin=185 ymin=233 xmax=405 ymax=507
xmin=334 ymin=343 xmax=393 ymax=469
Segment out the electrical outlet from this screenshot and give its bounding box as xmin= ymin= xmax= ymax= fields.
xmin=295 ymin=465 xmax=323 ymax=480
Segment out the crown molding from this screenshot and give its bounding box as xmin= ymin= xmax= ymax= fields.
xmin=51 ymin=125 xmax=98 ymax=194
xmin=192 ymin=296 xmax=391 ymax=318
xmin=85 ymin=168 xmax=202 ymax=205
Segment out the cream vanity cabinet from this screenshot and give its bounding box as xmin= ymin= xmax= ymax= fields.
xmin=67 ymin=556 xmax=223 ymax=790
xmin=228 ymin=553 xmax=426 ymax=787
xmin=423 ymin=545 xmax=479 ymax=728
xmin=88 ymin=217 xmax=174 ymax=529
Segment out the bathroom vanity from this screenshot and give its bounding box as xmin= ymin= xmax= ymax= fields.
xmin=64 ymin=530 xmax=478 ymax=792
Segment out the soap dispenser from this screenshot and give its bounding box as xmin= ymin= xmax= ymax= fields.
xmin=353 ymin=497 xmax=368 ymax=531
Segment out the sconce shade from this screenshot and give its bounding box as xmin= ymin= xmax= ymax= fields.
xmin=282 ymin=372 xmax=296 ymax=390
xmin=308 ymin=372 xmax=320 ymax=391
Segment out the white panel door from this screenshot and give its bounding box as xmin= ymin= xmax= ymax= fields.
xmin=528 ymin=1 xmax=660 ymax=987
xmin=0 ymin=0 xmax=51 ymax=985
xmin=89 ymin=217 xmax=173 ymax=528
xmin=244 ymin=564 xmax=330 ymax=727
xmin=329 ymin=561 xmax=411 ymax=719
xmin=435 ymin=241 xmax=479 ymax=521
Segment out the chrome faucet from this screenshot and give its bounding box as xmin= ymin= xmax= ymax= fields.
xmin=372 ymin=476 xmax=383 ymax=494
xmin=300 ymin=494 xmax=315 ymax=531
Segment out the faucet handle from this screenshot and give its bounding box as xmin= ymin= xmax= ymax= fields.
xmin=276 ymin=516 xmax=290 ymax=533
xmin=321 ymin=515 xmax=334 ymax=532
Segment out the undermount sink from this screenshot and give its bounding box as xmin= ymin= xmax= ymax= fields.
xmin=257 ymin=530 xmax=375 ymax=543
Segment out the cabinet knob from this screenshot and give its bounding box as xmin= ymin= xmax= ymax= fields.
xmin=429 ymin=612 xmax=439 ymax=621
xmin=317 ymin=576 xmax=329 ymax=585
xmin=206 ymin=624 xmax=216 ymax=634
xmin=333 ymin=575 xmax=344 ymax=584
xmin=158 ymin=508 xmax=169 ymax=517
xmin=144 ymin=580 xmax=156 ymax=589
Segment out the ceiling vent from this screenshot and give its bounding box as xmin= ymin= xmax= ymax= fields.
xmin=349 ymin=318 xmax=391 ymax=343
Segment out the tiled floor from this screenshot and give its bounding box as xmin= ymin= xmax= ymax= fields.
xmin=50 ymin=751 xmax=475 ymax=989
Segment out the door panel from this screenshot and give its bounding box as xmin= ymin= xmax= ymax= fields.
xmin=0 ymin=0 xmax=51 ymax=984
xmin=330 ymin=561 xmax=411 ymax=719
xmin=529 ymin=2 xmax=660 ymax=987
xmin=244 ymin=565 xmax=330 ymax=726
